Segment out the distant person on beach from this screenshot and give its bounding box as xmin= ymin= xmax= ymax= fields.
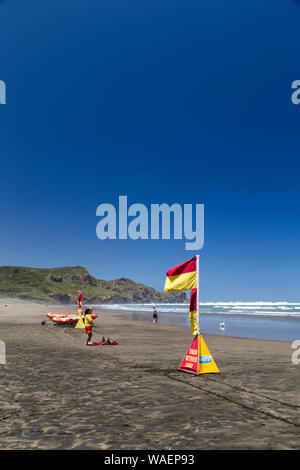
xmin=153 ymin=307 xmax=158 ymax=323
xmin=84 ymin=307 xmax=94 ymax=345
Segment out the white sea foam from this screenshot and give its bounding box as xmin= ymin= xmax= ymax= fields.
xmin=92 ymin=301 xmax=300 ymax=318
xmin=91 ymin=301 xmax=300 ymax=342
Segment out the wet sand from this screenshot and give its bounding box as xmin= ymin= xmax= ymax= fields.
xmin=0 ymin=303 xmax=300 ymax=450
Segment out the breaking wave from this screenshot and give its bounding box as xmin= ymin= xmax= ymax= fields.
xmin=93 ymin=301 xmax=300 ymax=318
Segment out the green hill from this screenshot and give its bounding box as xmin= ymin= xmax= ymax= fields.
xmin=0 ymin=266 xmax=186 ymax=304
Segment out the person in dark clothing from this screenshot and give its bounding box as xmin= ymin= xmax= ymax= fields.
xmin=152 ymin=306 xmax=158 ymax=323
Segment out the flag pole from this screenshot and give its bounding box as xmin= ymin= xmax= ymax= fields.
xmin=196 ymin=254 xmax=200 ymax=335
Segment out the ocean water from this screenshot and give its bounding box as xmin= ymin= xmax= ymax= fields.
xmin=94 ymin=302 xmax=300 ymax=342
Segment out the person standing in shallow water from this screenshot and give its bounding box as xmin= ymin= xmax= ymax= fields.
xmin=152 ymin=306 xmax=158 ymax=323
xmin=84 ymin=307 xmax=94 ymax=345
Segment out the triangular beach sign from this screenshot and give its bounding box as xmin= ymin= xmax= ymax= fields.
xmin=178 ymin=335 xmax=219 ymax=375
xmin=75 ymin=316 xmax=85 ymax=329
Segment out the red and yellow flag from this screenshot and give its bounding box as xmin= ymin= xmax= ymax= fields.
xmin=164 ymin=256 xmax=197 ymax=292
xmin=78 ymin=292 xmax=82 ymax=315
xmin=189 ymin=288 xmax=199 ymax=336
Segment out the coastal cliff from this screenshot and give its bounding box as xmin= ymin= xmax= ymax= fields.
xmin=0 ymin=266 xmax=186 ymax=304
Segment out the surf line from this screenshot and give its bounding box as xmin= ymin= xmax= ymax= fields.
xmin=96 ymin=195 xmax=204 ymax=251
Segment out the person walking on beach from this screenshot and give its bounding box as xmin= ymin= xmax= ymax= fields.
xmin=152 ymin=306 xmax=158 ymax=323
xmin=84 ymin=307 xmax=94 ymax=345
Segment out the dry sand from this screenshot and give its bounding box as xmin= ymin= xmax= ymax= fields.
xmin=0 ymin=303 xmax=300 ymax=450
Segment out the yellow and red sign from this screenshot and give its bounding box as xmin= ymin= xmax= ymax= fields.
xmin=178 ymin=335 xmax=219 ymax=375
xmin=75 ymin=316 xmax=85 ymax=329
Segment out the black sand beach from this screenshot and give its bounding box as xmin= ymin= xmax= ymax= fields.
xmin=0 ymin=304 xmax=300 ymax=449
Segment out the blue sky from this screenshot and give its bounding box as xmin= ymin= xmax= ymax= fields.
xmin=0 ymin=0 xmax=300 ymax=300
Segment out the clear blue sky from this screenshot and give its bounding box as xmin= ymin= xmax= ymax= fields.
xmin=0 ymin=0 xmax=300 ymax=300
